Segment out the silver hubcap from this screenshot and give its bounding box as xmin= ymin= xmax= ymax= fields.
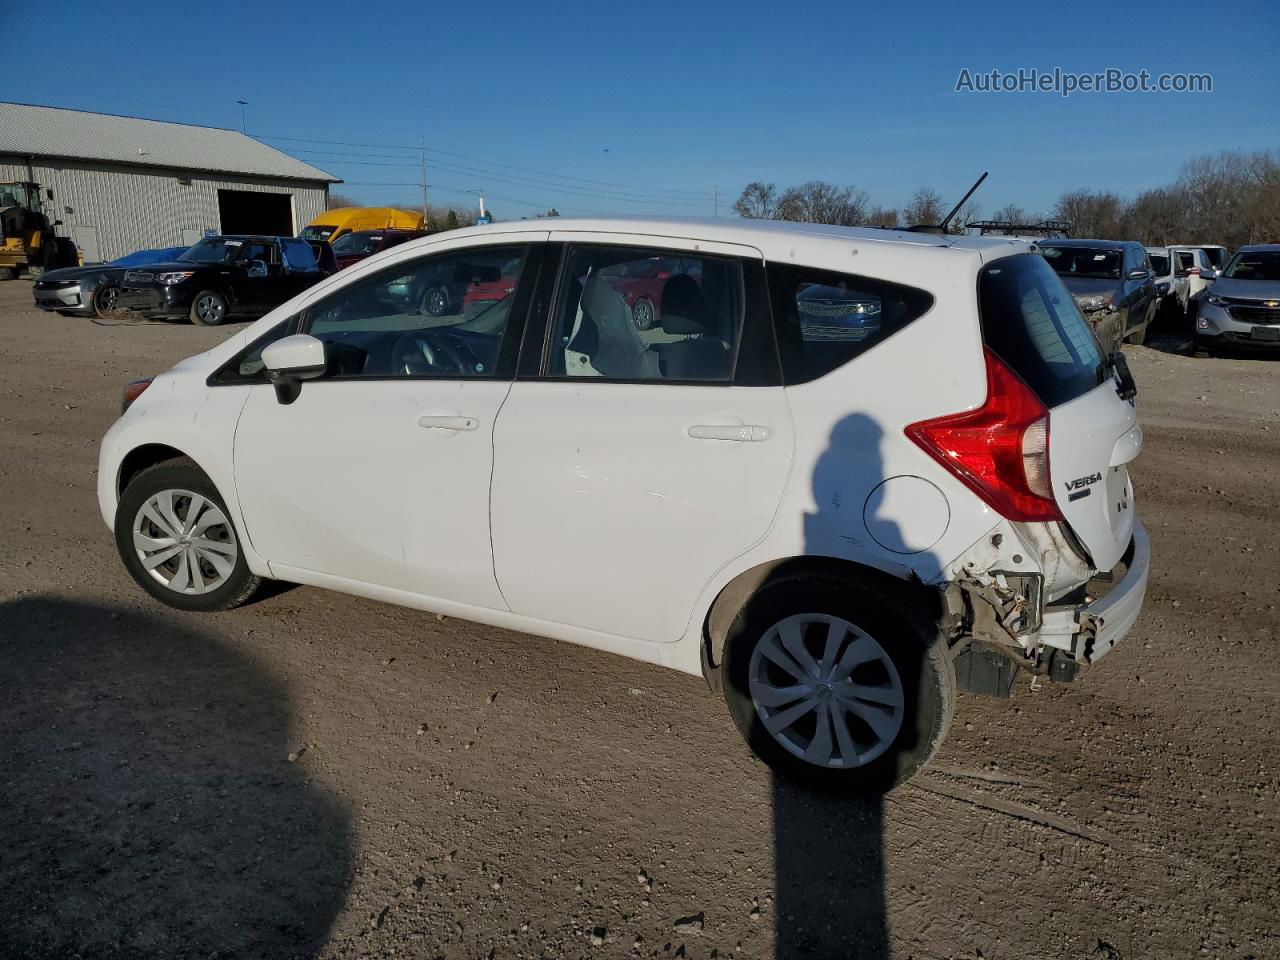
xmin=132 ymin=489 xmax=238 ymax=595
xmin=749 ymin=614 xmax=905 ymax=769
xmin=634 ymin=300 xmax=653 ymax=328
xmin=196 ymin=295 xmax=224 ymax=323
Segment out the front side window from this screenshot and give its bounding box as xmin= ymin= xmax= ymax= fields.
xmin=211 ymin=319 xmax=295 ymax=384
xmin=302 ymin=244 xmax=529 ymax=379
xmin=980 ymin=253 xmax=1106 ymax=408
xmin=769 ymin=265 xmax=933 ymax=384
xmin=547 ymin=245 xmax=742 ymax=382
xmin=1149 ymin=253 xmax=1170 ymax=276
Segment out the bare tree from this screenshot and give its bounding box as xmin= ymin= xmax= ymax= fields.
xmin=776 ymin=181 xmax=869 ymax=226
xmin=1052 ymin=190 xmax=1128 ymax=239
xmin=865 ymin=206 xmax=900 ymax=228
xmin=326 ymin=193 xmax=362 ymax=210
xmin=948 ymin=200 xmax=982 ymax=234
xmin=734 ymin=181 xmax=780 ymax=219
xmin=902 ymin=187 xmax=944 ymax=228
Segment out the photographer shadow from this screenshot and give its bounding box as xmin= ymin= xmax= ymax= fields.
xmin=0 ymin=596 xmax=353 ymax=958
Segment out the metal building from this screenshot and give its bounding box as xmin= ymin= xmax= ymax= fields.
xmin=0 ymin=102 xmax=340 ymax=262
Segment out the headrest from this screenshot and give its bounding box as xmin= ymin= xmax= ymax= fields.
xmin=659 ymin=275 xmax=711 ymax=334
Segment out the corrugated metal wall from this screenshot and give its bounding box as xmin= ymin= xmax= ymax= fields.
xmin=0 ymin=155 xmax=329 ymax=261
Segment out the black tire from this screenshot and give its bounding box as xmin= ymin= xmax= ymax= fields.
xmin=114 ymin=458 xmax=262 ymax=612
xmin=632 ymin=297 xmax=657 ymax=331
xmin=1193 ymin=335 xmax=1214 ymax=358
xmin=0 ymin=266 xmax=15 ymax=281
xmin=1126 ymin=322 xmax=1147 ymax=345
xmin=27 ymin=264 xmax=43 ymax=280
xmin=92 ymin=283 xmax=120 ymax=316
xmin=421 ymin=285 xmax=450 ymax=317
xmin=722 ymin=572 xmax=954 ymax=793
xmin=189 ymin=289 xmax=228 ymax=326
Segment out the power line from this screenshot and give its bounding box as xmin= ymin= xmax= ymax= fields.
xmin=253 ymin=132 xmax=714 ymax=197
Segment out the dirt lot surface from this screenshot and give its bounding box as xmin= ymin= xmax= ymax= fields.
xmin=1 ymin=282 xmax=1277 ymax=960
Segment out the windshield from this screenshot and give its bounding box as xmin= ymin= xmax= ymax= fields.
xmin=332 ymin=232 xmax=382 ymax=255
xmin=1223 ymin=250 xmax=1280 ymax=282
xmin=300 ymin=224 xmax=337 ymax=241
xmin=1148 ymin=253 xmax=1170 ymax=276
xmin=178 ymin=238 xmax=246 ymax=264
xmin=1040 ymin=246 xmax=1123 ymax=280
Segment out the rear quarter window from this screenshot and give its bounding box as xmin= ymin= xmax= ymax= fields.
xmin=979 ymin=253 xmax=1106 ymax=408
xmin=768 ymin=264 xmax=934 ymax=384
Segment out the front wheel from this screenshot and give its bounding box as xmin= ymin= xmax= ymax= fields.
xmin=189 ymin=290 xmax=228 ymax=326
xmin=92 ymin=283 xmax=120 ymax=316
xmin=114 ymin=458 xmax=262 ymax=611
xmin=722 ymin=573 xmax=954 ymax=792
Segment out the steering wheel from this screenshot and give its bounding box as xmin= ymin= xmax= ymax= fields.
xmin=394 ymin=331 xmax=470 ymax=376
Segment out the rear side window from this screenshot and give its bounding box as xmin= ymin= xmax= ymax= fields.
xmin=768 ymin=264 xmax=934 ymax=384
xmin=979 ymin=253 xmax=1106 ymax=408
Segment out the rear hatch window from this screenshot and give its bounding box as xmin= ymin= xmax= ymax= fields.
xmin=979 ymin=253 xmax=1106 ymax=407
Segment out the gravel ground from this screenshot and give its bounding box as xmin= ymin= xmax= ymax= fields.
xmin=1 ymin=282 xmax=1277 ymax=960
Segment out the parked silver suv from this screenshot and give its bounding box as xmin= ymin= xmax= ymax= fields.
xmin=1194 ymin=244 xmax=1280 ymax=355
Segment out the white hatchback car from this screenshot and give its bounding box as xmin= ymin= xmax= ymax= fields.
xmin=99 ymin=217 xmax=1151 ymax=791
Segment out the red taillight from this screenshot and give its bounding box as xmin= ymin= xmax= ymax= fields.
xmin=121 ymin=377 xmax=154 ymax=414
xmin=905 ymin=349 xmax=1063 ymax=522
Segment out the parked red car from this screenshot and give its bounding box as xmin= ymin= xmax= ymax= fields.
xmin=459 ymin=255 xmax=523 ymax=318
xmin=598 ymin=255 xmax=702 ymax=330
xmin=330 ymin=228 xmax=428 ymax=270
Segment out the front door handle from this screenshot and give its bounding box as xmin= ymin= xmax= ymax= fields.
xmin=687 ymin=423 xmax=771 ymax=442
xmin=417 ymin=415 xmax=478 ymax=431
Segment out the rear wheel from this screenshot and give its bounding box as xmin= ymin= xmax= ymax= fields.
xmin=114 ymin=459 xmax=262 ymax=612
xmin=1125 ymin=322 xmax=1147 ymax=345
xmin=722 ymin=573 xmax=954 ymax=792
xmin=632 ymin=297 xmax=656 ymax=331
xmin=421 ymin=285 xmax=450 ymax=317
xmin=1193 ymin=335 xmax=1215 ymax=358
xmin=0 ymin=267 xmax=14 ymax=281
xmin=189 ymin=290 xmax=228 ymax=326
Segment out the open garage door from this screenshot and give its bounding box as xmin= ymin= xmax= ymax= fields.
xmin=217 ymin=190 xmax=293 ymax=236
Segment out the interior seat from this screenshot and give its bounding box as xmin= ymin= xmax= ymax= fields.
xmin=658 ymin=275 xmax=729 ymax=380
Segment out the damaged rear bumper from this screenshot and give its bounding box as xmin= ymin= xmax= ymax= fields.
xmin=1039 ymin=520 xmax=1150 ymax=664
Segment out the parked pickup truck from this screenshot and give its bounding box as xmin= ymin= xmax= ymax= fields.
xmin=115 ymin=235 xmax=337 ymax=325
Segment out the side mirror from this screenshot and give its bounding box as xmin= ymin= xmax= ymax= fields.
xmin=262 ymin=334 xmax=326 ymax=405
xmin=1201 ymin=267 xmax=1218 ymax=280
xmin=246 ymin=259 xmax=268 ymax=278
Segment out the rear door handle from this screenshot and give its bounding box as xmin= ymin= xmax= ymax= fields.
xmin=687 ymin=424 xmax=771 ymax=442
xmin=417 ymin=415 xmax=478 ymax=431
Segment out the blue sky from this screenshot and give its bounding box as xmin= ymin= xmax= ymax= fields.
xmin=13 ymin=0 xmax=1279 ymax=221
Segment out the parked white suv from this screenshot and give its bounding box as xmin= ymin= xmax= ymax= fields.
xmin=98 ymin=218 xmax=1151 ymax=791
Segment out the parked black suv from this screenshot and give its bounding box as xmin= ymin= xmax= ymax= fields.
xmin=1038 ymin=238 xmax=1158 ymax=352
xmin=115 ymin=235 xmax=337 ymax=325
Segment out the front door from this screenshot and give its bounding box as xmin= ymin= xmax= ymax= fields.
xmin=233 ymin=237 xmax=545 ymax=608
xmin=490 ymin=237 xmax=793 ymax=644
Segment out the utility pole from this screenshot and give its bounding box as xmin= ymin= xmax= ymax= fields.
xmin=419 ymin=137 xmax=429 ymax=220
xmin=236 ymin=100 xmax=247 ymax=133
xmin=714 ymin=184 xmax=718 ymax=217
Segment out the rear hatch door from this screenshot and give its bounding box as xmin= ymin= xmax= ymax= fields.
xmin=980 ymin=252 xmax=1138 ymax=570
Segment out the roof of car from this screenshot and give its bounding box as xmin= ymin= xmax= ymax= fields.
xmin=449 ymin=216 xmax=1032 ymax=257
xmin=1237 ymin=243 xmax=1280 ymax=252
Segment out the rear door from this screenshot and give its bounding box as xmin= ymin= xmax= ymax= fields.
xmin=980 ymin=253 xmax=1137 ymax=570
xmin=490 ymin=235 xmax=792 ymax=644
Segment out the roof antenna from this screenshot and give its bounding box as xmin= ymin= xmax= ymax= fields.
xmin=907 ymin=171 xmax=988 ymax=235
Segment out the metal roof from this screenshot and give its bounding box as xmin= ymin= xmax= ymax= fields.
xmin=0 ymin=102 xmax=340 ymax=183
